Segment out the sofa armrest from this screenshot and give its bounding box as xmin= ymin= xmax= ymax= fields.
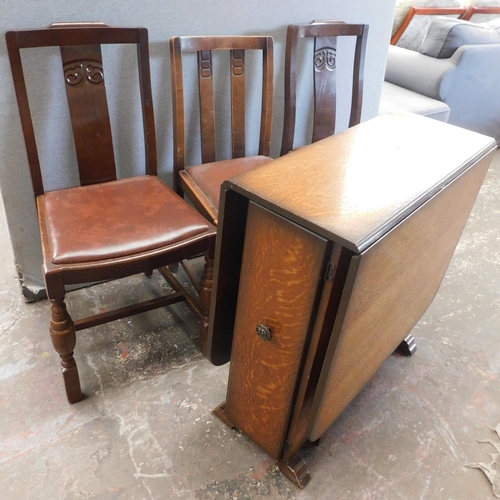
xmin=441 ymin=43 xmax=500 ymax=98
xmin=441 ymin=43 xmax=500 ymax=142
xmin=385 ymin=45 xmax=460 ymax=100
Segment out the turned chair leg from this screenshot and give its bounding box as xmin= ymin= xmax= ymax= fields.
xmin=49 ymin=298 xmax=82 ymax=404
xmin=199 ymin=252 xmax=214 ymax=356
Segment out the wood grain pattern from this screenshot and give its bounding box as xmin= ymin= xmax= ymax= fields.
xmin=230 ymin=113 xmax=497 ymax=253
xmin=279 ymin=244 xmax=353 ymax=464
xmin=308 ymin=152 xmax=493 ymax=441
xmin=225 ymin=202 xmax=328 ymax=459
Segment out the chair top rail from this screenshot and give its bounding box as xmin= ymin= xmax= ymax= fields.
xmin=174 ymin=35 xmax=272 ymax=52
xmin=290 ymin=22 xmax=367 ymax=39
xmin=6 ymin=23 xmax=144 ymax=49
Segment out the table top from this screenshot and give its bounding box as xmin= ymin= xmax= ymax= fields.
xmin=225 ymin=112 xmax=496 ymax=252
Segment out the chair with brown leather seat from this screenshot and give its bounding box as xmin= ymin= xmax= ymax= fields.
xmin=170 ymin=35 xmax=274 ymax=225
xmin=6 ymin=23 xmax=216 ymax=404
xmin=280 ymin=21 xmax=369 ymax=156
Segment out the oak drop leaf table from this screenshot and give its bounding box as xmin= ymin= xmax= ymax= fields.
xmin=206 ymin=112 xmax=497 ymax=487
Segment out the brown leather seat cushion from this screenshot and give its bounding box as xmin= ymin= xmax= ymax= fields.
xmin=185 ymin=156 xmax=272 ymax=208
xmin=43 ymin=176 xmax=212 ymax=264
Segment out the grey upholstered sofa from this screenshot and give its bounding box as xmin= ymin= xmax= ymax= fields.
xmin=379 ymin=17 xmax=500 ymax=143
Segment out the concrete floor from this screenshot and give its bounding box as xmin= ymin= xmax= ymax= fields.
xmin=1 ymin=151 xmax=500 ymax=500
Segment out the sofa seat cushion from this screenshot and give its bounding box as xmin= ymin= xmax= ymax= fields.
xmin=379 ymin=81 xmax=451 ymax=122
xmin=419 ymin=17 xmax=500 ymax=59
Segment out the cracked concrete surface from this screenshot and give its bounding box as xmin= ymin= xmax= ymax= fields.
xmin=466 ymin=423 xmax=500 ymax=498
xmin=0 ymin=150 xmax=499 ymax=499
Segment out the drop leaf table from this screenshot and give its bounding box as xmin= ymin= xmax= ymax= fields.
xmin=206 ymin=112 xmax=497 ymax=487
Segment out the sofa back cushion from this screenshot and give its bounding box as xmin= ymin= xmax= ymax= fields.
xmin=419 ymin=17 xmax=500 ymax=58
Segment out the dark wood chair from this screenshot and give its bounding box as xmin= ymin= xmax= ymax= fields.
xmin=170 ymin=35 xmax=274 ymax=225
xmin=280 ymin=21 xmax=369 ymax=156
xmin=6 ymin=23 xmax=217 ymax=404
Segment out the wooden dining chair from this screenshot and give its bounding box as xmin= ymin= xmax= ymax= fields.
xmin=280 ymin=21 xmax=369 ymax=156
xmin=6 ymin=23 xmax=216 ymax=404
xmin=170 ymin=35 xmax=274 ymax=225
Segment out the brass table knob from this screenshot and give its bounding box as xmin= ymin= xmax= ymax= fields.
xmin=256 ymin=324 xmax=272 ymax=342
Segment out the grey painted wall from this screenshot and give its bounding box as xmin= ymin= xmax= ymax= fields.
xmin=0 ymin=0 xmax=397 ymax=298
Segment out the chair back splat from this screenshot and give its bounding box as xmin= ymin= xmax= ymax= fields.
xmin=170 ymin=35 xmax=274 ymax=224
xmin=6 ymin=23 xmax=216 ymax=404
xmin=61 ymin=42 xmax=118 ymax=185
xmin=6 ymin=23 xmax=157 ymax=194
xmin=281 ymin=21 xmax=369 ymax=156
